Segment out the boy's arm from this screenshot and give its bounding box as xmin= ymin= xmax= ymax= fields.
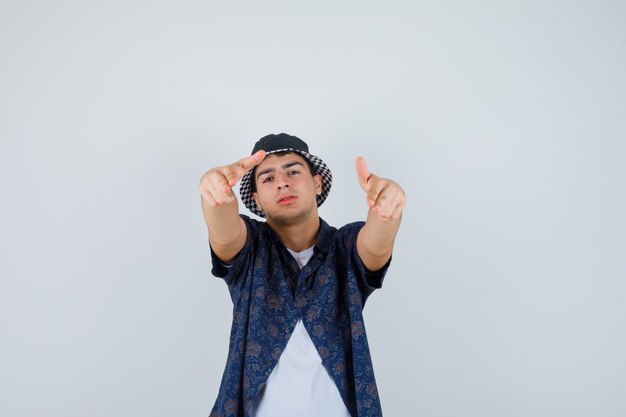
xmin=198 ymin=150 xmax=265 ymax=263
xmin=355 ymin=157 xmax=406 ymax=271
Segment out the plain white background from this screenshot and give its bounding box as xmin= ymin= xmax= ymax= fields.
xmin=1 ymin=1 xmax=625 ymax=416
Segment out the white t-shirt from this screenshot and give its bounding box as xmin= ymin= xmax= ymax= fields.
xmin=250 ymin=246 xmax=351 ymax=417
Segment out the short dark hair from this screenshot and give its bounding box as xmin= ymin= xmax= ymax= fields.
xmin=250 ymin=151 xmax=316 ymax=193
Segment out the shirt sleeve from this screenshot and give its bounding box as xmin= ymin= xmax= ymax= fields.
xmin=209 ymin=214 xmax=255 ymax=288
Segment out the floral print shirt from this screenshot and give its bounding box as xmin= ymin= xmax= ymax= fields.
xmin=208 ymin=214 xmax=390 ymax=417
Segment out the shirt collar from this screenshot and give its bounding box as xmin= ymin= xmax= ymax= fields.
xmin=262 ymin=217 xmax=336 ymax=254
xmin=314 ymin=217 xmax=336 ymax=254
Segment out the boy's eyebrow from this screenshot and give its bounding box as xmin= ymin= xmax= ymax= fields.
xmin=256 ymin=161 xmax=304 ymax=179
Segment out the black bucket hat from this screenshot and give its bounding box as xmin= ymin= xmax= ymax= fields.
xmin=239 ymin=133 xmax=332 ymax=218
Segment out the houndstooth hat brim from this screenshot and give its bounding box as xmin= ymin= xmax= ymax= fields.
xmin=239 ymin=148 xmax=332 ymax=218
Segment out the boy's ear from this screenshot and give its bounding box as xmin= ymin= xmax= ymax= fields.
xmin=314 ymin=174 xmax=322 ymax=195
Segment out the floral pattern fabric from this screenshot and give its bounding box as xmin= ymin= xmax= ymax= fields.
xmin=208 ymin=214 xmax=390 ymax=417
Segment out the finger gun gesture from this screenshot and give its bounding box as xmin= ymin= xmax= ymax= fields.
xmin=356 ymin=157 xmax=406 ymax=222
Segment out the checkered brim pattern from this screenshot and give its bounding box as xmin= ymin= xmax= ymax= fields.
xmin=239 ymin=148 xmax=332 ymax=218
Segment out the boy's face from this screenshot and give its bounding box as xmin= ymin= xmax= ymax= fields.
xmin=252 ymin=153 xmax=322 ymax=225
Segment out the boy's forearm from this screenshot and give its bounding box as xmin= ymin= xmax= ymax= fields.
xmin=357 ymin=210 xmax=402 ymax=271
xmin=201 ymin=195 xmax=246 ymax=263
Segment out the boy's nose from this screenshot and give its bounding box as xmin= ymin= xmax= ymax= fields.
xmin=276 ymin=173 xmax=290 ymax=189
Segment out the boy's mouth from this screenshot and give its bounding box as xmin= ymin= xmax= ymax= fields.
xmin=277 ymin=195 xmax=297 ymax=204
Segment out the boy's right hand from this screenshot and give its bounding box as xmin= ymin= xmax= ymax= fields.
xmin=199 ymin=150 xmax=266 ymax=207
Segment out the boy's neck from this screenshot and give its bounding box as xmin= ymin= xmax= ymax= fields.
xmin=267 ymin=214 xmax=320 ymax=252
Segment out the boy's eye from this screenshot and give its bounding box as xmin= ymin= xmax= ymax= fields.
xmin=288 ymin=170 xmax=300 ymax=175
xmin=262 ymin=176 xmax=273 ymax=183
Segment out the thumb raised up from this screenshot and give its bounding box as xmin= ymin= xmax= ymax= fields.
xmin=355 ymin=156 xmax=371 ymax=191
